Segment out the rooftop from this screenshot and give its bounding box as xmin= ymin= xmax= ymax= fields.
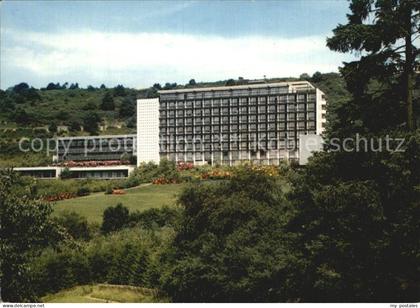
xmin=158 ymin=80 xmax=316 ymax=94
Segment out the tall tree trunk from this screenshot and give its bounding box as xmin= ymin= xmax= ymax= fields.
xmin=404 ymin=1 xmax=415 ymax=130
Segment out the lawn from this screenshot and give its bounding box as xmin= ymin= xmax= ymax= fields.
xmin=53 ymin=183 xmax=185 ymax=223
xmin=41 ymin=284 xmax=167 ymax=303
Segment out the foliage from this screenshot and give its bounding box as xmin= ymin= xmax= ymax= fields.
xmin=31 ymin=227 xmax=174 ymax=298
xmin=77 ymin=187 xmax=91 ymax=197
xmin=286 ymin=131 xmax=420 ymax=302
xmin=100 ymin=92 xmax=115 ymax=111
xmin=161 ymin=166 xmax=293 ymax=302
xmin=82 ymin=112 xmax=101 ymax=135
xmin=0 ymin=171 xmax=68 ymax=302
xmin=101 ymin=203 xmax=130 ymax=234
xmin=326 ymin=0 xmax=419 ymax=132
xmin=60 ymin=167 xmax=72 ymax=179
xmin=54 ymin=211 xmax=91 ymax=241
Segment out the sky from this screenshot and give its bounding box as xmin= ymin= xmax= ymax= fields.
xmin=0 ymin=0 xmax=353 ymax=90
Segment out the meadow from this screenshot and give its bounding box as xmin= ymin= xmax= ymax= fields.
xmin=53 ymin=183 xmax=185 ymax=223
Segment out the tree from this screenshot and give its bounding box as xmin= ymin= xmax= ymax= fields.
xmin=162 ymin=166 xmax=294 ymax=302
xmin=163 ymin=83 xmax=177 ymax=90
xmin=188 ymin=79 xmax=196 ymax=86
xmin=83 ymin=101 xmax=97 ymax=110
xmin=299 ymin=73 xmax=310 ymax=80
xmin=326 ymin=0 xmax=419 ymax=130
xmin=87 ymin=85 xmax=96 ymax=91
xmin=82 ymin=112 xmax=101 ymax=134
xmin=119 ymin=98 xmax=135 ymax=117
xmin=69 ymin=83 xmax=79 ymax=90
xmin=100 ymin=84 xmax=106 ymax=89
xmin=225 ymin=79 xmax=235 ymax=86
xmin=113 ymin=85 xmax=126 ymax=96
xmin=283 ymin=0 xmax=420 ymax=302
xmin=0 ymin=171 xmax=66 ymax=301
xmin=100 ymin=92 xmax=115 ymax=111
xmin=311 ymin=71 xmax=323 ymax=83
xmin=12 ymin=107 xmax=31 ymax=124
xmin=49 ymin=122 xmax=57 ymax=133
xmin=54 ymin=211 xmax=90 ymax=241
xmin=12 ymin=82 xmax=30 ymax=94
xmin=153 ymin=83 xmax=162 ymax=90
xmin=68 ymin=120 xmax=81 ymax=132
xmin=101 ymin=203 xmax=130 ymax=234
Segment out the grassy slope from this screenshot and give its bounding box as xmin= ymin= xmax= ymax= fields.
xmin=53 ymin=183 xmax=185 ymax=223
xmin=42 ymin=284 xmax=167 ymax=303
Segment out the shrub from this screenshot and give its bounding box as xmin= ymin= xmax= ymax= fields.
xmin=54 ymin=211 xmax=91 ymax=241
xmin=60 ymin=167 xmax=72 ymax=179
xmin=129 ymin=206 xmax=181 ymax=229
xmin=101 ymin=203 xmax=130 ymax=234
xmin=105 ymin=186 xmax=113 ymax=195
xmin=76 ymin=187 xmax=90 ymax=197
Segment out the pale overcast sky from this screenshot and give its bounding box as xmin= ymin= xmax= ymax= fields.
xmin=0 ymin=0 xmax=353 ymax=89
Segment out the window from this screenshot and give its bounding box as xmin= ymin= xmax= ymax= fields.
xmin=258 ymin=114 xmax=267 ymax=122
xmin=240 ymin=98 xmax=248 ymax=105
xmin=297 ymin=112 xmax=305 ymax=121
xmin=203 ymin=108 xmax=211 ymax=116
xmin=222 ymin=116 xmax=229 ymax=124
xmin=212 ymin=108 xmax=220 ymax=115
xmin=230 ymin=116 xmax=238 ymax=124
xmin=194 ymin=109 xmax=202 ymax=117
xmin=222 ymin=99 xmax=229 ymax=106
xmin=258 ymin=123 xmax=267 ymax=131
xmin=249 ymin=106 xmax=257 ymax=113
xmin=177 ymin=110 xmax=184 ymax=117
xmin=194 ymin=100 xmax=202 ymax=108
xmin=259 ymin=96 xmax=267 ymax=104
xmin=203 ymin=100 xmax=212 ymax=107
xmin=249 ymin=115 xmax=257 ymax=123
xmin=177 ymin=101 xmax=184 ymax=108
xmin=240 ymin=115 xmax=247 ymax=123
xmin=185 ymin=101 xmax=193 ymax=108
xmin=268 ymin=105 xmax=276 ymax=113
xmin=268 ymin=114 xmax=276 ymax=122
xmin=230 ymin=107 xmax=239 ymax=115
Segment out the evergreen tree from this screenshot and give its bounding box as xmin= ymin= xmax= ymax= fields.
xmin=327 ymin=0 xmax=419 ymax=131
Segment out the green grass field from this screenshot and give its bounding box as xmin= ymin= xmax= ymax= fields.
xmin=41 ymin=284 xmax=167 ymax=303
xmin=53 ymin=183 xmax=185 ymax=223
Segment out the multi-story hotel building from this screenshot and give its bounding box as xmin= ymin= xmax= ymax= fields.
xmin=137 ymin=81 xmax=326 ymax=166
